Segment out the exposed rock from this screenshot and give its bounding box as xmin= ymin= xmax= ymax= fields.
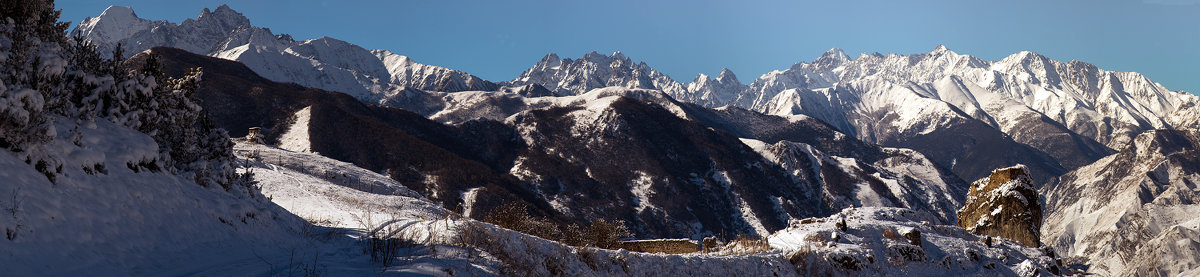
xmin=499 ymin=83 xmax=556 ymax=97
xmin=956 ymin=165 xmax=1042 ymax=247
xmin=899 ymin=227 xmax=922 ymax=247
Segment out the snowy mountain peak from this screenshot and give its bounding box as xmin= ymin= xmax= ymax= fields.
xmin=611 ymin=50 xmax=626 ymax=60
xmin=1000 ymin=50 xmax=1051 ymax=66
xmin=214 ymin=4 xmax=235 ymax=13
xmin=75 ymin=6 xmax=152 ymax=47
xmin=100 ymin=5 xmax=138 ymax=18
xmin=194 ymin=4 xmax=249 ymax=28
xmin=540 ymin=52 xmax=560 ymax=62
xmin=812 ymin=48 xmax=851 ymax=69
xmin=820 ymin=47 xmax=849 ymax=60
xmin=582 ymin=50 xmax=605 ymax=60
xmin=932 ymin=44 xmax=950 ymax=53
xmin=510 ymin=51 xmax=685 ymax=97
xmin=717 ymin=68 xmax=740 ymax=84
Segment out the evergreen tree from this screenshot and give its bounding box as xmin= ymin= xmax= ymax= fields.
xmin=0 ymin=0 xmax=253 ymax=192
xmin=0 ymin=0 xmax=68 ymax=151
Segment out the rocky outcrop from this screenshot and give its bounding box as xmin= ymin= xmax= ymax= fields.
xmin=956 ymin=165 xmax=1042 ymax=247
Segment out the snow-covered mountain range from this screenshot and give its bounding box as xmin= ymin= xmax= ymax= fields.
xmin=511 ymin=46 xmax=1198 ymax=152
xmin=75 ymin=6 xmax=1198 ymax=155
xmin=72 ymin=5 xmax=497 ymax=102
xmin=505 ymin=47 xmax=1200 ymax=185
xmin=75 ymin=5 xmax=1199 ymax=182
xmin=62 ymin=4 xmax=1200 ymax=275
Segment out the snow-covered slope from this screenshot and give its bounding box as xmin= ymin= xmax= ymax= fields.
xmin=741 ymin=139 xmax=966 ymax=224
xmin=72 ymin=5 xmax=497 ymax=102
xmin=770 ymin=207 xmax=1061 ymax=276
xmin=761 ymin=81 xmax=1069 ymax=184
xmin=233 ymin=142 xmax=802 ymax=276
xmin=0 ymin=119 xmax=310 ymax=276
xmin=1041 ymin=129 xmax=1200 ymax=276
xmin=277 ymin=106 xmax=313 ymax=153
xmin=238 ymin=142 xmax=1059 ymax=276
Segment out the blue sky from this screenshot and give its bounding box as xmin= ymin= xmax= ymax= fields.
xmin=58 ymin=0 xmax=1200 ymax=95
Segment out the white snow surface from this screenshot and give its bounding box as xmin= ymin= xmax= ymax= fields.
xmin=0 ymin=119 xmax=312 ymax=276
xmin=277 ymin=106 xmax=313 ymax=153
xmin=769 ymin=207 xmax=1058 ymax=276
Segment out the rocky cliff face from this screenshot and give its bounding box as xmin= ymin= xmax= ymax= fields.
xmin=956 ymin=165 xmax=1042 ymax=247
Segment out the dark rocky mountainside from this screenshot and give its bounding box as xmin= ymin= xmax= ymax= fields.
xmin=127 ymin=47 xmax=550 ymax=222
xmin=140 ymin=47 xmax=971 ymax=239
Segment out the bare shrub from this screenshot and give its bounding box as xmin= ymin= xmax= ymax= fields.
xmin=480 ymin=202 xmax=630 ymax=249
xmin=563 ymin=218 xmax=630 ymax=249
xmin=4 ymin=189 xmax=22 ymax=241
xmin=882 ymin=227 xmax=901 ymax=241
xmin=352 ymin=211 xmax=420 ymax=267
xmin=802 ymin=233 xmax=826 ymax=244
xmin=716 ymin=234 xmax=773 ymax=255
xmin=886 ymin=244 xmax=925 ymax=266
xmin=482 ymin=202 xmax=560 ymax=240
xmin=577 ymin=247 xmax=601 ymax=270
xmin=787 ymin=246 xmax=816 ymax=275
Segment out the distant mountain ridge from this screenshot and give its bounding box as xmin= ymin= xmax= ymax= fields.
xmin=511 ymin=46 xmax=1200 ymax=183
xmin=76 ymin=6 xmax=1198 ymax=158
xmin=73 ymin=5 xmax=497 ymax=102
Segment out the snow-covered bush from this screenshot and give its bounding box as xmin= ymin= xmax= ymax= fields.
xmin=0 ymin=0 xmax=250 ymax=192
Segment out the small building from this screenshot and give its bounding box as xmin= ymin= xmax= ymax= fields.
xmin=245 ymin=127 xmax=264 ymax=143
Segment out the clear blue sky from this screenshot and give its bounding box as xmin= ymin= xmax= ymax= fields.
xmin=57 ymin=0 xmax=1200 ymax=95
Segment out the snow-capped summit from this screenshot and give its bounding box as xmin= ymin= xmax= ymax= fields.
xmin=508 ymin=51 xmax=686 ymax=98
xmin=73 ymin=5 xmax=496 ymax=102
xmin=811 ymin=48 xmax=850 ymax=70
xmin=716 ymin=68 xmax=739 ymax=83
xmin=73 ymin=6 xmax=152 ymax=49
xmin=193 ymin=4 xmax=250 ymax=30
xmin=685 ymin=68 xmax=747 ymax=106
xmin=610 ymin=50 xmax=627 ymax=60
xmin=932 ymin=44 xmax=950 ymax=53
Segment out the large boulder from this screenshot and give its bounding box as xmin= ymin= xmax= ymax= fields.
xmin=956 ymin=165 xmax=1043 ymax=247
